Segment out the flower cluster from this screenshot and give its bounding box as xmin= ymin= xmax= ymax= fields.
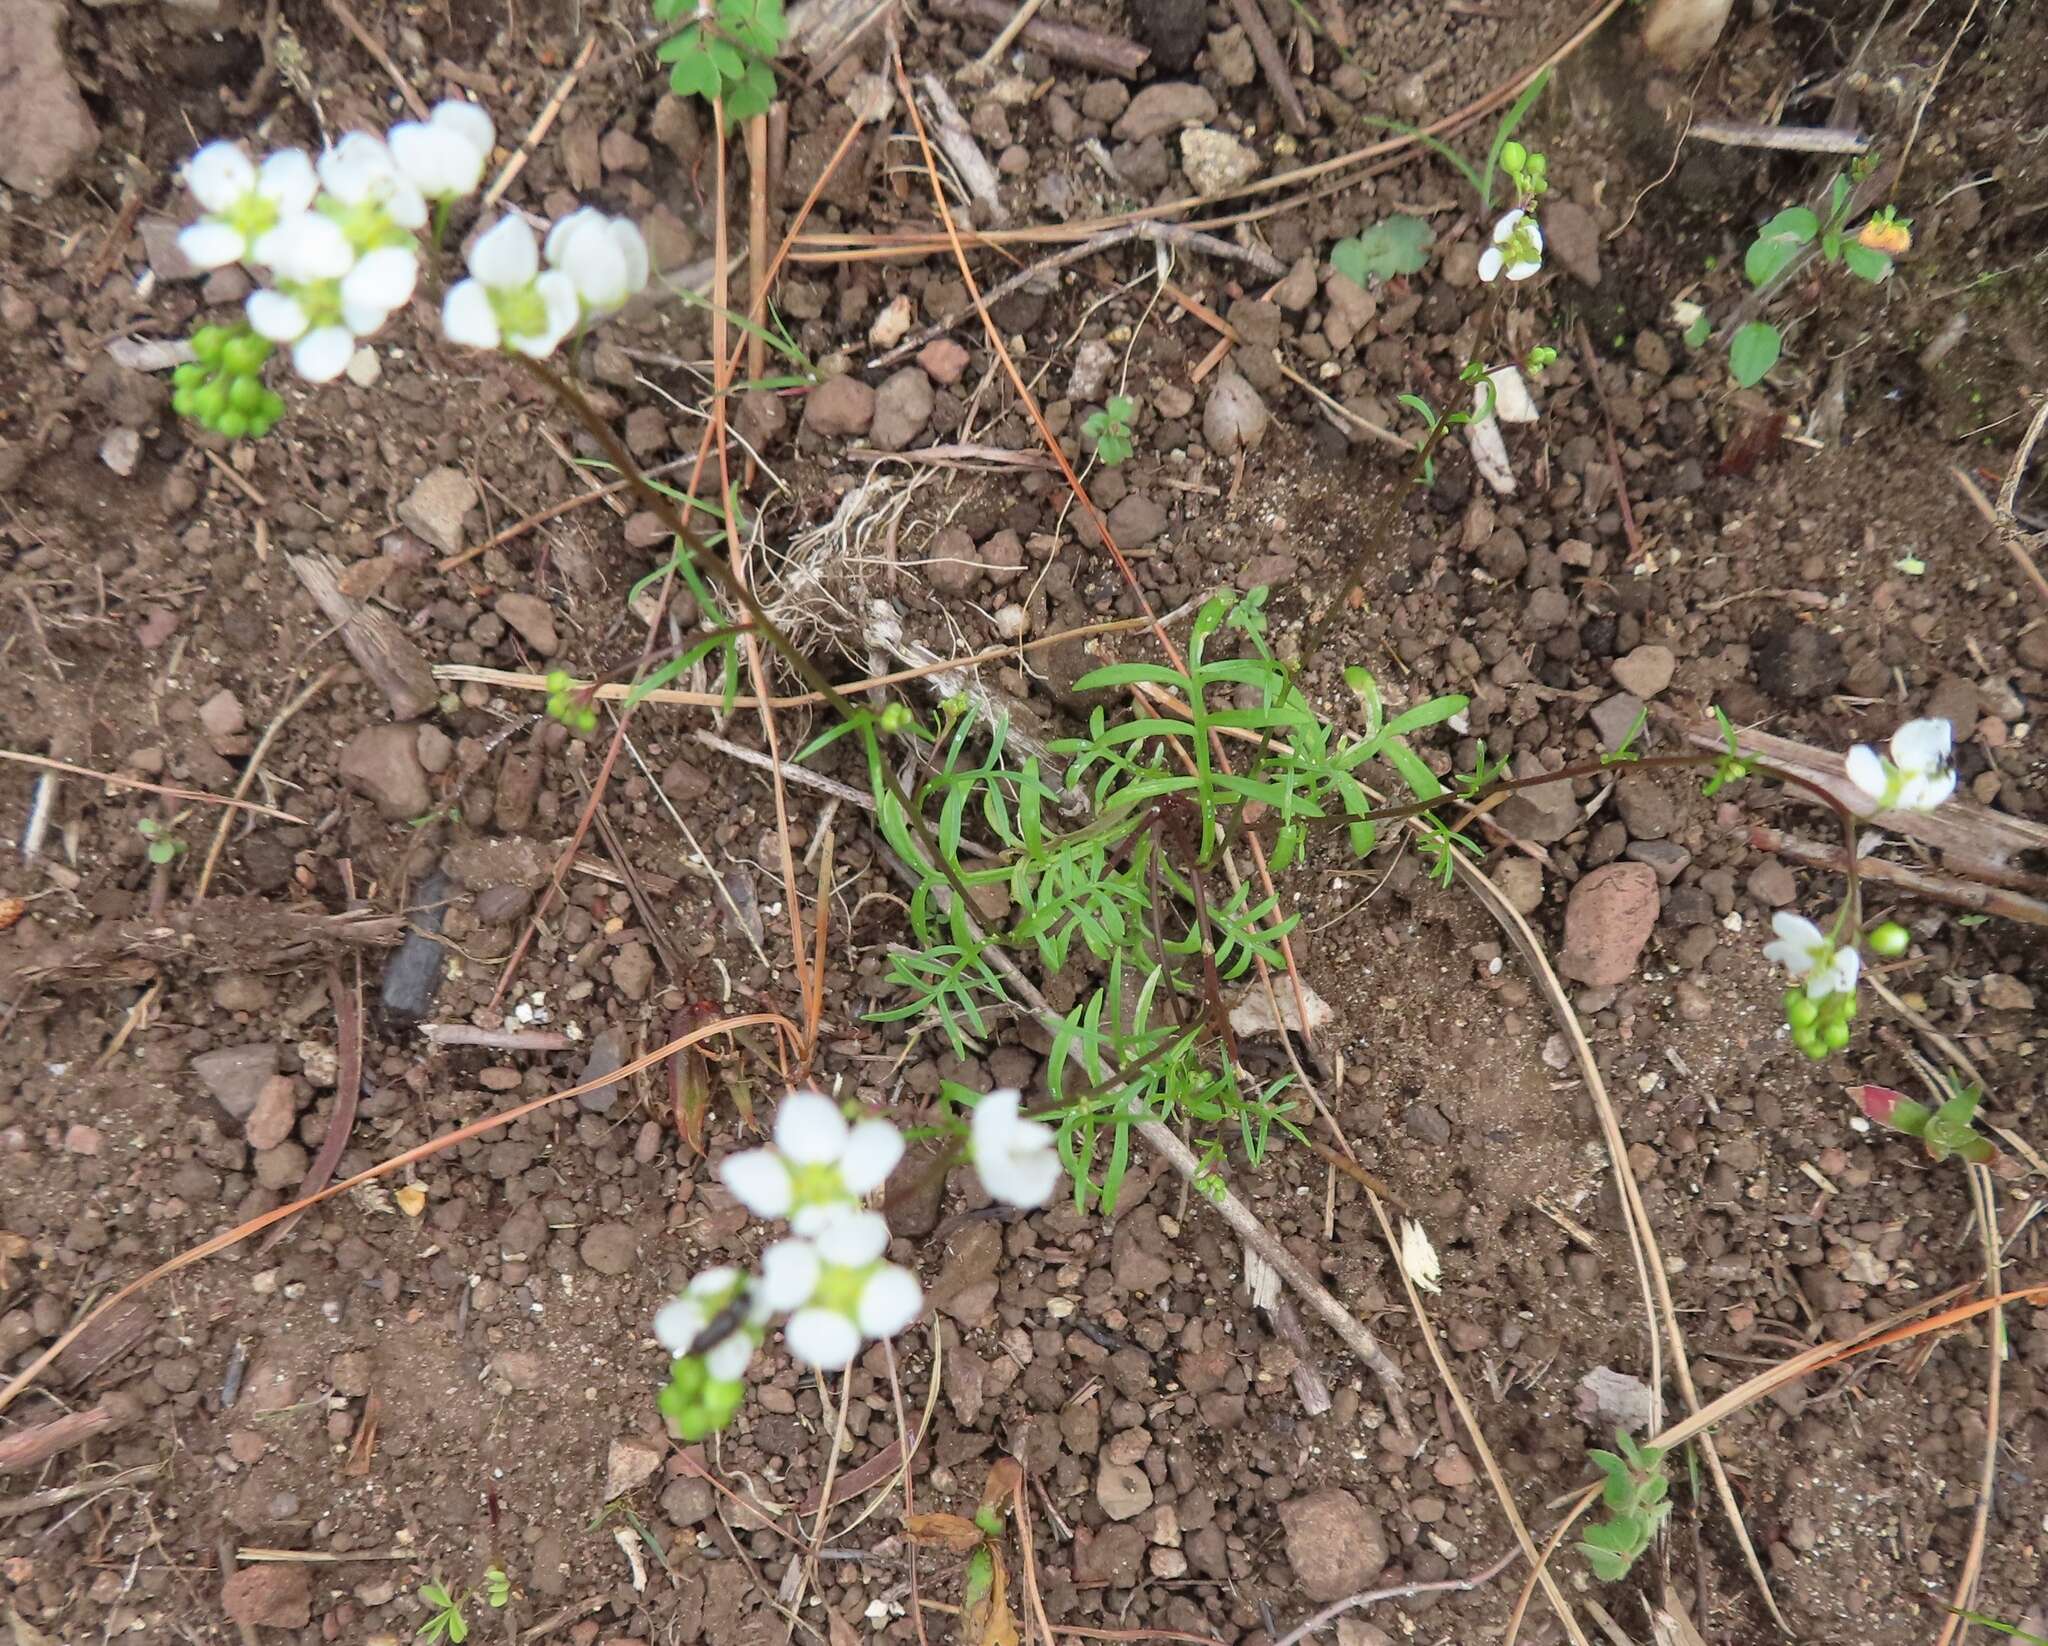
xmin=1479 ymin=208 xmax=1543 ymax=283
xmin=172 ymin=104 xmax=651 ymax=419
xmin=1765 ymin=911 xmax=1861 ymax=1058
xmin=653 ymin=1087 xmax=1061 ymax=1435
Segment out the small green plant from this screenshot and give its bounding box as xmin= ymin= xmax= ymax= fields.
xmin=1577 ymin=1429 xmax=1671 ymax=1581
xmin=652 ymin=0 xmax=787 ymax=129
xmin=1859 ymin=1075 xmax=1999 ymax=1166
xmin=1331 ymin=215 xmax=1431 ymax=287
xmin=1723 ymin=162 xmax=1910 ymax=387
xmin=172 ymin=323 xmax=285 ymax=440
xmin=1082 ymin=395 xmax=1137 ymax=466
xmin=417 ymin=1567 xmax=509 ymax=1644
xmin=825 ymin=587 xmax=1466 ymax=1211
xmin=136 ymin=817 xmax=187 ymax=866
xmin=544 ymin=670 xmax=599 ymax=735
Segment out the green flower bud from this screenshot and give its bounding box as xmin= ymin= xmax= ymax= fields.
xmin=216 ymin=408 xmax=249 ymax=440
xmin=193 ymin=381 xmax=229 ymax=423
xmin=247 ymin=409 xmax=278 ymax=439
xmin=223 ymin=333 xmax=270 ymax=375
xmin=1783 ymin=990 xmax=1817 ymax=1029
xmin=192 ymin=325 xmax=229 ymax=364
xmin=172 ymin=385 xmax=198 ymax=418
xmin=1866 ymin=921 xmax=1909 ymax=958
xmin=228 ymin=375 xmax=265 ymax=413
xmin=173 ymin=362 xmax=206 ymax=390
xmin=1500 ymin=140 xmax=1527 ymax=173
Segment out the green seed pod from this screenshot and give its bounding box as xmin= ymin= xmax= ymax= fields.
xmin=247 ymin=409 xmax=278 ymax=439
xmin=228 ymin=375 xmax=265 ymax=413
xmin=258 ymin=389 xmax=286 ymax=422
xmin=216 ymin=408 xmax=250 ymax=440
xmin=192 ymin=324 xmax=229 ymax=363
xmin=193 ymin=381 xmax=229 ymax=422
xmin=172 ymin=385 xmax=198 ymax=418
xmin=1866 ymin=921 xmax=1909 ymax=958
xmin=223 ymin=333 xmax=270 ymax=375
xmin=173 ymin=362 xmax=206 ymax=390
xmin=1500 ymin=140 xmax=1527 ymax=173
xmin=1822 ymin=1019 xmax=1850 ymax=1051
xmin=1784 ymin=991 xmax=1818 ymax=1029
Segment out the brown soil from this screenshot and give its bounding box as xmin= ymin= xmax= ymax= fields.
xmin=4 ymin=1 xmax=2047 ymax=1644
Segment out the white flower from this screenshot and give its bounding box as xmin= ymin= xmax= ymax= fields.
xmin=970 ymin=1088 xmax=1061 ymax=1209
xmin=759 ymin=1238 xmax=821 ymax=1311
xmin=290 ymin=326 xmax=357 ymax=384
xmin=857 ymin=1264 xmax=924 ymax=1337
xmin=389 ymin=99 xmax=495 ymax=200
xmin=1398 ymin=1219 xmax=1442 ymax=1294
xmin=652 ymin=1266 xmax=744 ymax=1354
xmin=178 ymin=143 xmax=317 ymax=270
xmin=840 ymin=1119 xmax=905 ymax=1195
xmin=441 ymin=216 xmax=581 ymax=358
xmin=317 ymin=132 xmax=428 ymax=231
xmin=1763 ymin=911 xmax=1861 ymax=1000
xmin=545 ymin=208 xmax=651 ymax=314
xmin=776 ymin=1089 xmax=849 ymax=1164
xmin=812 ymin=1209 xmax=890 ymax=1268
xmin=786 ymin=1307 xmax=862 ymax=1369
xmin=1845 ymin=717 xmax=1957 ymax=814
xmin=1477 ymin=209 xmax=1543 ymax=283
xmin=704 ymin=1332 xmax=755 ymax=1383
xmin=340 ymin=244 xmax=419 ymax=335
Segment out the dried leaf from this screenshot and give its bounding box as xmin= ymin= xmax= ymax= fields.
xmin=344 ymin=1392 xmax=382 ymax=1477
xmin=903 ymin=1512 xmax=985 ymax=1552
xmin=672 ymin=1044 xmax=711 ymax=1159
xmin=827 ymin=1611 xmax=863 ymax=1646
xmin=104 ymin=336 xmax=195 ymax=372
xmin=978 ymin=1458 xmax=1022 ymax=1521
xmin=393 ymin=1184 xmax=428 ymax=1218
xmin=961 ymin=1544 xmax=1017 ymax=1646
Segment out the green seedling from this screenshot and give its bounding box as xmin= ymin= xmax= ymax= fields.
xmin=652 ymin=0 xmax=786 ymax=129
xmin=1577 ymin=1429 xmax=1671 ymax=1581
xmin=136 ymin=817 xmax=186 ymax=866
xmin=1723 ymin=160 xmax=1910 ymax=387
xmin=416 ymin=1567 xmax=509 ymax=1643
xmin=1858 ymin=1075 xmax=1998 ymax=1166
xmin=544 ymin=670 xmax=599 ymax=736
xmin=1082 ymin=395 xmax=1137 ymax=466
xmin=1331 ymin=216 xmax=1431 ymax=287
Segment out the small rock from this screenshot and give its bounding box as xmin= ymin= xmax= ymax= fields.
xmin=1068 ymin=338 xmax=1116 ymax=405
xmin=494 ymin=1350 xmax=544 ymax=1390
xmin=1747 ymin=859 xmax=1797 ymax=907
xmin=1076 ymin=1523 xmax=1147 ymax=1586
xmin=1096 ymin=1461 xmax=1154 ymax=1521
xmin=1079 ymin=81 xmax=1131 ymax=124
xmin=139 ymin=215 xmax=199 ymax=282
xmin=918 ymin=337 xmax=971 ymax=386
xmin=63 ymin=1123 xmax=101 ymax=1155
xmin=610 ymin=941 xmax=655 ymax=1002
xmin=1614 ymin=774 xmax=1674 ymax=839
xmin=191 ymin=1044 xmax=280 ymax=1121
xmin=1544 ymin=200 xmax=1602 ymax=286
xmin=1494 ymin=857 xmax=1543 ymax=915
xmin=1611 ymin=643 xmax=1675 ymax=698
xmin=1179 ymin=127 xmax=1260 ymax=196
xmin=1272 ymin=255 xmax=1318 ymax=312
xmin=416 ymin=724 xmax=454 ymax=775
xmin=254 ymin=1141 xmax=309 ymax=1191
xmin=737 ymin=389 xmax=787 ymax=449
xmin=1206 ymin=25 xmax=1257 ymax=85
xmin=580 ymin=1222 xmax=639 ymax=1276
xmin=869 ymin=368 xmax=935 ymax=452
xmin=1754 ymin=622 xmax=1846 ymax=704
xmin=345 ymin=346 xmax=381 ymax=387
xmin=397 ymin=467 xmax=479 ymax=556
xmin=245 ymin=1076 xmax=299 ymax=1152
xmin=99 ymin=427 xmax=141 ymax=478
xmin=604 ymin=1436 xmax=665 ymax=1498
xmin=662 ymin=1475 xmax=715 ymax=1527
xmin=0 ymin=0 xmax=99 ymax=198
xmin=1494 ymin=756 xmax=1578 ymax=844
xmin=1591 ymin=692 xmax=1647 ymax=752
xmin=868 ymin=293 xmax=915 ymax=350
xmin=1278 ymin=1488 xmax=1387 ymax=1601
xmin=625 ymin=405 xmax=667 ymax=457
xmin=1559 ymin=863 xmax=1660 ymax=987
xmin=1113 ymin=82 xmax=1219 ymax=143
xmin=578 ymin=1027 xmax=628 ymax=1114
xmin=198 ymin=690 xmax=247 ymax=754
xmin=1104 ymin=492 xmax=1168 ymax=547
xmin=925 ymin=526 xmax=978 ymax=595
xmin=624 ymin=511 xmax=671 ymax=549
xmin=1203 ymin=373 xmax=1269 ymax=455
xmin=1981 ymin=974 xmax=2035 ymax=1012
xmin=803 ymin=375 xmax=875 ymax=439
xmin=1322 ymin=273 xmax=1377 ymax=353
xmin=222 ymin=1564 xmax=311 ymax=1630
xmin=340 ymin=724 xmax=431 ymax=820
xmin=1632 ymin=330 xmax=1674 ymax=376
xmin=600 ymin=126 xmax=652 ymax=173
xmin=495 ymin=593 xmax=560 ymax=657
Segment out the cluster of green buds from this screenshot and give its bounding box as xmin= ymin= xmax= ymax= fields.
xmin=1781 ymin=981 xmax=1858 ymax=1060
xmin=544 ymin=670 xmax=598 ymax=735
xmin=1498 ymin=139 xmax=1548 ymax=202
xmin=172 ymin=324 xmax=286 ymax=439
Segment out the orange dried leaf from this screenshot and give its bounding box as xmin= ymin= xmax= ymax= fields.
xmin=0 ymin=898 xmax=24 ymax=932
xmin=903 ymin=1512 xmax=985 ymax=1552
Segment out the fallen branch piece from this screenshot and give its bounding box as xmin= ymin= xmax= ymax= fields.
xmin=0 ymin=1401 xmax=131 ymax=1475
xmin=927 ymin=0 xmax=1149 ymax=76
xmin=1747 ymin=825 xmax=2048 ymax=927
xmin=420 ymin=1024 xmax=578 ymax=1050
xmin=289 ymin=553 xmax=439 ymax=720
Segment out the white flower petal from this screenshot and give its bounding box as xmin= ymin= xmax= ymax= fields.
xmin=291 ymin=325 xmax=356 ymax=383
xmin=786 ymin=1307 xmax=861 ymax=1369
xmin=719 ymin=1148 xmax=794 ymax=1218
xmin=1506 ymin=256 xmax=1542 ymax=282
xmin=1901 ymin=769 xmax=1956 ymax=811
xmin=1770 ymin=911 xmax=1825 ymax=954
xmin=469 ymin=215 xmax=539 ymax=288
xmin=343 ymin=245 xmax=418 ymax=318
xmin=440 ymin=279 xmax=500 ymax=351
xmin=1477 ymin=247 xmax=1504 ymax=283
xmin=1398 ymin=1219 xmax=1442 ymax=1294
xmin=184 ymin=141 xmax=255 ymax=212
xmin=390 ymin=121 xmax=486 ymax=199
xmin=1491 ymin=209 xmax=1526 ymax=245
xmin=759 ymin=1239 xmax=822 ymax=1312
xmin=687 ymin=1265 xmax=742 ymax=1299
xmin=544 ymin=207 xmax=602 ymax=266
xmin=816 ymin=1210 xmax=890 ymax=1268
xmin=245 ymin=288 xmax=310 ymax=342
xmin=839 ymin=1119 xmax=905 ymax=1196
xmin=1844 ymin=745 xmax=1888 ymax=808
xmin=264 ymin=212 xmax=356 ymax=282
xmin=776 ymin=1090 xmax=849 ymax=1165
xmin=971 ymin=1088 xmax=1022 ymax=1159
xmin=317 ymin=132 xmax=390 ymax=203
xmin=560 ymin=220 xmax=631 ymax=311
xmin=789 ymin=1203 xmax=838 ymax=1238
xmin=434 ymin=99 xmax=496 ymax=163
xmin=989 ymin=1146 xmax=1061 ymax=1210
xmin=654 ymin=1297 xmax=707 ymax=1354
xmin=610 ymin=218 xmax=651 ymax=294
xmin=178 ymin=220 xmax=247 ymax=271
xmin=256 ymin=149 xmax=318 ymax=213
xmin=528 ymin=271 xmax=583 ymax=354
xmin=856 ymin=1265 xmax=923 ymax=1338
xmin=971 ymin=1088 xmax=1060 ymax=1207
xmin=704 ymin=1332 xmax=755 ymax=1382
xmin=1891 ymin=717 xmax=1951 ymax=773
